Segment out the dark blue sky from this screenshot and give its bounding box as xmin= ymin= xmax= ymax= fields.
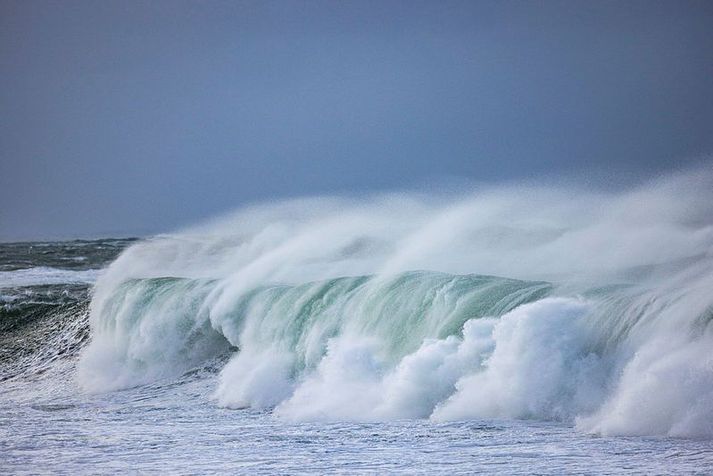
xmin=2 ymin=0 xmax=712 ymax=240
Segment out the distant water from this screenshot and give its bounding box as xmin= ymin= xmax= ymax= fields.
xmin=3 ymin=171 xmax=713 ymax=474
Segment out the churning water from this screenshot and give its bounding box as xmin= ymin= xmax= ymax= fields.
xmin=2 ymin=170 xmax=713 ymax=474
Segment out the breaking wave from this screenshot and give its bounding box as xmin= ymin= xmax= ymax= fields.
xmin=77 ymin=168 xmax=713 ymax=438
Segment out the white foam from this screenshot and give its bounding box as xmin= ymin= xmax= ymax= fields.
xmin=431 ymin=298 xmax=604 ymax=422
xmin=0 ymin=267 xmax=102 ymax=288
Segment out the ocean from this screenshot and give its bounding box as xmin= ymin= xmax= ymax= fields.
xmin=2 ymin=173 xmax=713 ymax=474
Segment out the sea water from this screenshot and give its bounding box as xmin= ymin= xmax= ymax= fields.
xmin=2 ymin=170 xmax=713 ymax=474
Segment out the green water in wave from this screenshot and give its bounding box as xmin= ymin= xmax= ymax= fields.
xmin=101 ymin=272 xmax=553 ymax=372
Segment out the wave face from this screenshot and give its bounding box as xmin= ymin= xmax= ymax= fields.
xmin=78 ymin=169 xmax=713 ymax=438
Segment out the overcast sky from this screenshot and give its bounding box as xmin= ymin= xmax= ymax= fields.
xmin=1 ymin=0 xmax=712 ymax=241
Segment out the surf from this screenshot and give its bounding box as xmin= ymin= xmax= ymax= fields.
xmin=75 ymin=167 xmax=713 ymax=438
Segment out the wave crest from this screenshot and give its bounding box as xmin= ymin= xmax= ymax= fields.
xmin=78 ymin=168 xmax=713 ymax=437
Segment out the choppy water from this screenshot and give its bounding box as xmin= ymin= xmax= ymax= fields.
xmin=3 ymin=171 xmax=713 ymax=474
xmin=3 ymin=364 xmax=713 ymax=475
